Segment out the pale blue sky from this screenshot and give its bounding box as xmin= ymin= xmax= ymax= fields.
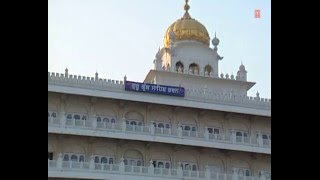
xmin=48 ymin=0 xmax=270 ymax=98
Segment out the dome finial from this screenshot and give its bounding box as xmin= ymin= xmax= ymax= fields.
xmin=183 ymin=0 xmax=191 ymax=19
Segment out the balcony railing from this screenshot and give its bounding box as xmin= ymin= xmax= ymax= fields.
xmin=48 ymin=158 xmax=270 ymax=180
xmin=48 ymin=115 xmax=271 ymax=153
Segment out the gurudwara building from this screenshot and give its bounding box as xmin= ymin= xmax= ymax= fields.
xmin=48 ymin=1 xmax=271 ymax=179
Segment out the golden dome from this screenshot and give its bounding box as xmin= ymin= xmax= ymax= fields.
xmin=163 ymin=0 xmax=210 ymax=48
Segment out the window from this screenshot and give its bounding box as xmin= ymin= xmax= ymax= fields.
xmin=184 ymin=126 xmax=190 ymax=131
xmin=236 ymin=132 xmax=242 ymax=136
xmin=63 ymin=154 xmax=69 ymax=161
xmin=185 ymin=164 xmax=190 ymax=170
xmin=109 ymin=158 xmax=114 ymax=164
xmin=192 ymin=165 xmax=197 ymax=171
xmin=165 ymin=162 xmax=170 ymax=169
xmin=130 ymin=121 xmax=137 ymax=125
xmin=48 ymin=152 xmax=53 ymax=160
xmin=51 ymin=112 xmax=56 ymax=118
xmin=165 ymin=124 xmax=170 ymax=129
xmin=101 ymin=157 xmax=108 ymax=164
xmin=124 ymin=159 xmax=128 ymax=165
xmin=74 ymin=114 xmax=80 ymax=120
xmin=111 ymin=119 xmax=116 ymax=123
xmin=67 ymin=114 xmax=72 ymax=119
xmin=138 ymin=122 xmax=143 ymax=126
xmin=214 ymin=129 xmax=220 ymax=134
xmin=79 ymin=155 xmax=84 ymax=162
xmin=158 ymin=162 xmax=164 ymax=168
xmin=81 ymin=115 xmax=87 ymax=120
xmin=103 ymin=118 xmax=109 ymax=123
xmin=71 ymin=155 xmax=78 ymax=162
xmin=97 ymin=117 xmax=101 ymax=122
xmin=191 ymin=127 xmax=196 ymax=131
xmin=94 ymin=156 xmax=99 ymax=163
xmin=243 ymin=132 xmax=248 ymax=137
xmin=137 ymin=160 xmax=142 ymax=166
xmin=208 ymin=128 xmax=213 ymax=133
xmin=262 ymin=134 xmax=268 ymax=139
xmin=245 ymin=170 xmax=251 ymax=176
xmin=158 ymin=123 xmax=164 ymax=128
xmin=233 ymin=168 xmax=251 ymax=177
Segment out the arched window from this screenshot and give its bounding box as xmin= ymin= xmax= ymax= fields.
xmin=165 ymin=162 xmax=170 ymax=169
xmin=51 ymin=112 xmax=56 ymax=118
xmin=192 ymin=127 xmax=196 ymax=131
xmin=236 ymin=132 xmax=242 ymax=136
xmin=204 ymin=65 xmax=212 ymax=76
xmin=137 ymin=160 xmax=142 ymax=166
xmin=175 ymin=61 xmax=184 ymax=72
xmin=71 ymin=155 xmax=78 ymax=162
xmin=262 ymin=134 xmax=268 ymax=139
xmin=74 ymin=114 xmax=80 ymax=120
xmin=158 ymin=162 xmax=164 ymax=168
xmin=130 ymin=121 xmax=137 ymax=125
xmin=192 ymin=165 xmax=197 ymax=171
xmin=189 ymin=63 xmax=199 ymax=75
xmin=67 ymin=114 xmax=72 ymax=119
xmin=245 ymin=170 xmax=251 ymax=176
xmin=103 ymin=118 xmax=109 ymax=123
xmin=185 ymin=164 xmax=191 ymax=170
xmin=63 ymin=154 xmax=69 ymax=161
xmin=165 ymin=124 xmax=170 ymax=129
xmin=153 ymin=123 xmax=157 ymax=127
xmin=111 ymin=119 xmax=116 ymax=123
xmin=243 ymin=132 xmax=248 ymax=137
xmin=97 ymin=117 xmax=101 ymax=122
xmin=124 ymin=159 xmax=128 ymax=165
xmin=82 ymin=115 xmax=87 ymax=120
xmin=158 ymin=123 xmax=164 ymax=128
xmin=184 ymin=126 xmax=190 ymax=131
xmin=79 ymin=155 xmax=84 ymax=162
xmin=94 ymin=156 xmax=99 ymax=163
xmin=101 ymin=157 xmax=108 ymax=164
xmin=109 ymin=158 xmax=114 ymax=164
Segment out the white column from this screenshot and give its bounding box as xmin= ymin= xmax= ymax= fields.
xmin=91 ymin=115 xmax=97 ymax=129
xmin=205 ymin=165 xmax=211 ymax=180
xmin=204 ymin=129 xmax=209 ymax=140
xmin=60 ymin=112 xmax=66 ymax=128
xmin=57 ymin=153 xmax=63 ymax=170
xmin=119 ymin=157 xmax=125 ymax=173
xmin=148 ymin=159 xmax=154 ymax=175
xmin=231 ymin=130 xmax=236 ymax=143
xmin=232 ymin=171 xmax=238 ymax=180
xmin=150 ymin=121 xmax=155 ymax=135
xmin=177 ymin=162 xmax=183 ymax=178
xmin=122 ymin=118 xmax=126 ymax=132
xmin=177 ymin=126 xmax=183 ymax=138
xmin=89 ymin=155 xmax=95 ymax=170
xmin=257 ymin=132 xmax=263 ymax=147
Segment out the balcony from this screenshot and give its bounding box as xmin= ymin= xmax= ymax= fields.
xmin=48 ymin=157 xmax=270 ymax=180
xmin=48 ymin=115 xmax=271 ymax=154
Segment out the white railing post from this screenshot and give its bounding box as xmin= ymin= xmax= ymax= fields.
xmin=150 ymin=121 xmax=155 ymax=135
xmin=204 ymin=130 xmax=209 ymax=140
xmin=177 ymin=162 xmax=183 ymax=178
xmin=232 ymin=171 xmax=238 ymax=180
xmin=91 ymin=116 xmax=97 ymax=129
xmin=60 ymin=112 xmax=66 ymax=128
xmin=231 ymin=130 xmax=236 ymax=143
xmin=89 ymin=155 xmax=95 ymax=170
xmin=57 ymin=153 xmax=63 ymax=170
xmin=177 ymin=126 xmax=183 ymax=138
xmin=148 ymin=159 xmax=154 ymax=175
xmin=205 ymin=165 xmax=211 ymax=180
xmin=257 ymin=132 xmax=263 ymax=147
xmin=122 ymin=118 xmax=126 ymax=132
xmin=119 ymin=157 xmax=125 ymax=174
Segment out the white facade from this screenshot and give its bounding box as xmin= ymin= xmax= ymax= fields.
xmin=48 ymin=1 xmax=270 ymax=179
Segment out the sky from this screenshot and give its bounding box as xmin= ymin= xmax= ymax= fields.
xmin=48 ymin=0 xmax=271 ymax=98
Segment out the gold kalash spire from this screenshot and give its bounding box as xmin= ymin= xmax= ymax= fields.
xmin=163 ymin=0 xmax=210 ymax=48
